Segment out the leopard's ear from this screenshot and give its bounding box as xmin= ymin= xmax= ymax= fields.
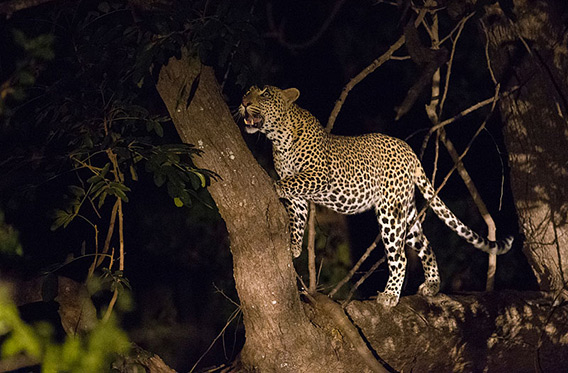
xmin=282 ymin=88 xmax=300 ymax=108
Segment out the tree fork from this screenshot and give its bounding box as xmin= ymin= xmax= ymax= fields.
xmin=155 ymin=52 xmax=374 ymax=372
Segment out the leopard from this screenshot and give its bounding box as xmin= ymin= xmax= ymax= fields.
xmin=239 ymin=85 xmax=513 ymax=307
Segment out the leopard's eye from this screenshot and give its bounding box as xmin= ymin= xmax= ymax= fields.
xmin=258 ymin=87 xmax=271 ymax=101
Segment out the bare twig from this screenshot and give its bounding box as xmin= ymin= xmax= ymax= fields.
xmin=436 ymin=89 xmax=502 ymax=292
xmin=424 ymin=10 xmax=442 ymax=208
xmin=424 ymin=9 xmax=441 ymax=122
xmin=439 ymin=12 xmax=476 ymax=45
xmin=342 ymin=257 xmax=386 ymax=306
xmin=307 ymin=202 xmax=317 ymax=293
xmin=102 ymin=288 xmax=118 ymax=323
xmin=118 ymin=198 xmax=124 ymax=273
xmin=424 ymin=11 xmax=503 ymax=291
xmin=430 ymin=131 xmax=440 ymax=190
xmin=95 ymin=142 xmax=127 ymax=321
xmin=329 ymin=234 xmax=381 ymax=298
xmin=102 ymin=198 xmax=125 ymax=322
xmin=416 ymin=85 xmax=501 ymax=225
xmin=440 ymin=126 xmax=498 ymax=290
xmin=90 ymin=198 xmax=120 ymax=272
xmin=419 ymin=86 xmax=519 ymax=158
xmin=480 ymin=19 xmax=498 ymax=85
xmin=87 ymin=224 xmax=99 ymax=278
xmin=327 ymin=35 xmax=406 ymax=130
xmin=317 ymin=257 xmax=324 ymax=285
xmin=390 ymin=55 xmax=411 ymax=61
xmin=438 ymin=12 xmax=475 ymax=119
xmin=296 ymin=271 xmax=309 ymax=293
xmin=326 ymin=0 xmax=433 ymax=131
xmin=266 ymin=0 xmax=347 ymax=51
xmin=190 ymin=307 xmax=242 ymax=373
xmin=397 ymin=21 xmax=448 ymax=120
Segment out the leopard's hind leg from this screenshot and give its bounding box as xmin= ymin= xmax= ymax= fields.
xmin=405 ymin=201 xmax=440 ymax=297
xmin=375 ymin=198 xmax=409 ymax=307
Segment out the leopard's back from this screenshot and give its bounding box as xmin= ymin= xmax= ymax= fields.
xmin=313 ymin=133 xmax=418 ymax=215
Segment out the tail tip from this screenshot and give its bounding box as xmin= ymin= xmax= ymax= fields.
xmin=501 ymin=235 xmax=514 ymax=253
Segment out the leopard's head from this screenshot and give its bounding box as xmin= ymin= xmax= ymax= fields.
xmin=238 ymin=85 xmax=300 ymax=135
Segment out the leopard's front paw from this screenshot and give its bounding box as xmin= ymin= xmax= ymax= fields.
xmin=376 ymin=291 xmax=399 ymax=307
xmin=291 ymin=244 xmax=302 ymax=258
xmin=417 ymin=280 xmax=440 ymax=297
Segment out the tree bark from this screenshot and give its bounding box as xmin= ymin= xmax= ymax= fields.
xmin=155 ymin=52 xmax=372 ymax=372
xmin=347 ymin=291 xmax=568 ymax=372
xmin=480 ymin=0 xmax=568 ymax=297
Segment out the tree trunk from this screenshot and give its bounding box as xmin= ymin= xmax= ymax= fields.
xmin=155 ymin=53 xmax=372 ymax=372
xmin=480 ymin=0 xmax=568 ymax=297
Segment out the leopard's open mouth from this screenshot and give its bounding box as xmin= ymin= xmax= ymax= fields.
xmin=243 ymin=111 xmax=264 ymax=134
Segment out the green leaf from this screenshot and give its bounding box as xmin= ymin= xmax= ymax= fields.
xmin=194 ymin=171 xmax=207 ymax=188
xmin=87 ymin=174 xmax=102 ymax=184
xmin=153 ymin=172 xmax=166 ymax=187
xmin=166 ymin=152 xmax=180 ymax=164
xmin=189 ymin=173 xmax=201 ymax=190
xmin=153 ymin=121 xmax=163 ymax=137
xmin=173 ymin=197 xmax=183 ymax=207
xmin=178 ymin=189 xmax=191 ymax=206
xmin=98 ymin=191 xmax=108 ymax=209
xmin=68 ymin=185 xmax=85 ymax=198
xmin=136 ymin=76 xmax=145 ymax=88
xmin=111 ymin=186 xmax=129 ymax=202
xmin=110 ymin=182 xmax=131 ymax=192
xmin=50 ymin=209 xmax=74 ymax=231
xmin=120 ymin=277 xmax=131 ymax=290
xmin=100 ymin=163 xmax=111 ymax=178
xmin=91 ymin=180 xmax=107 ymax=199
xmin=166 ymin=181 xmax=178 ymax=199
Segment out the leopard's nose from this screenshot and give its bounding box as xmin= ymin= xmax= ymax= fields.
xmin=242 ymin=97 xmax=251 ymax=107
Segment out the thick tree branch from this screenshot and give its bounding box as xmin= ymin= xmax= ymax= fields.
xmin=346 ymin=291 xmax=568 ymax=372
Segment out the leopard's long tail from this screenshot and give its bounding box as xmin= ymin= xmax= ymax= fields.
xmin=414 ymin=164 xmax=513 ymax=255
